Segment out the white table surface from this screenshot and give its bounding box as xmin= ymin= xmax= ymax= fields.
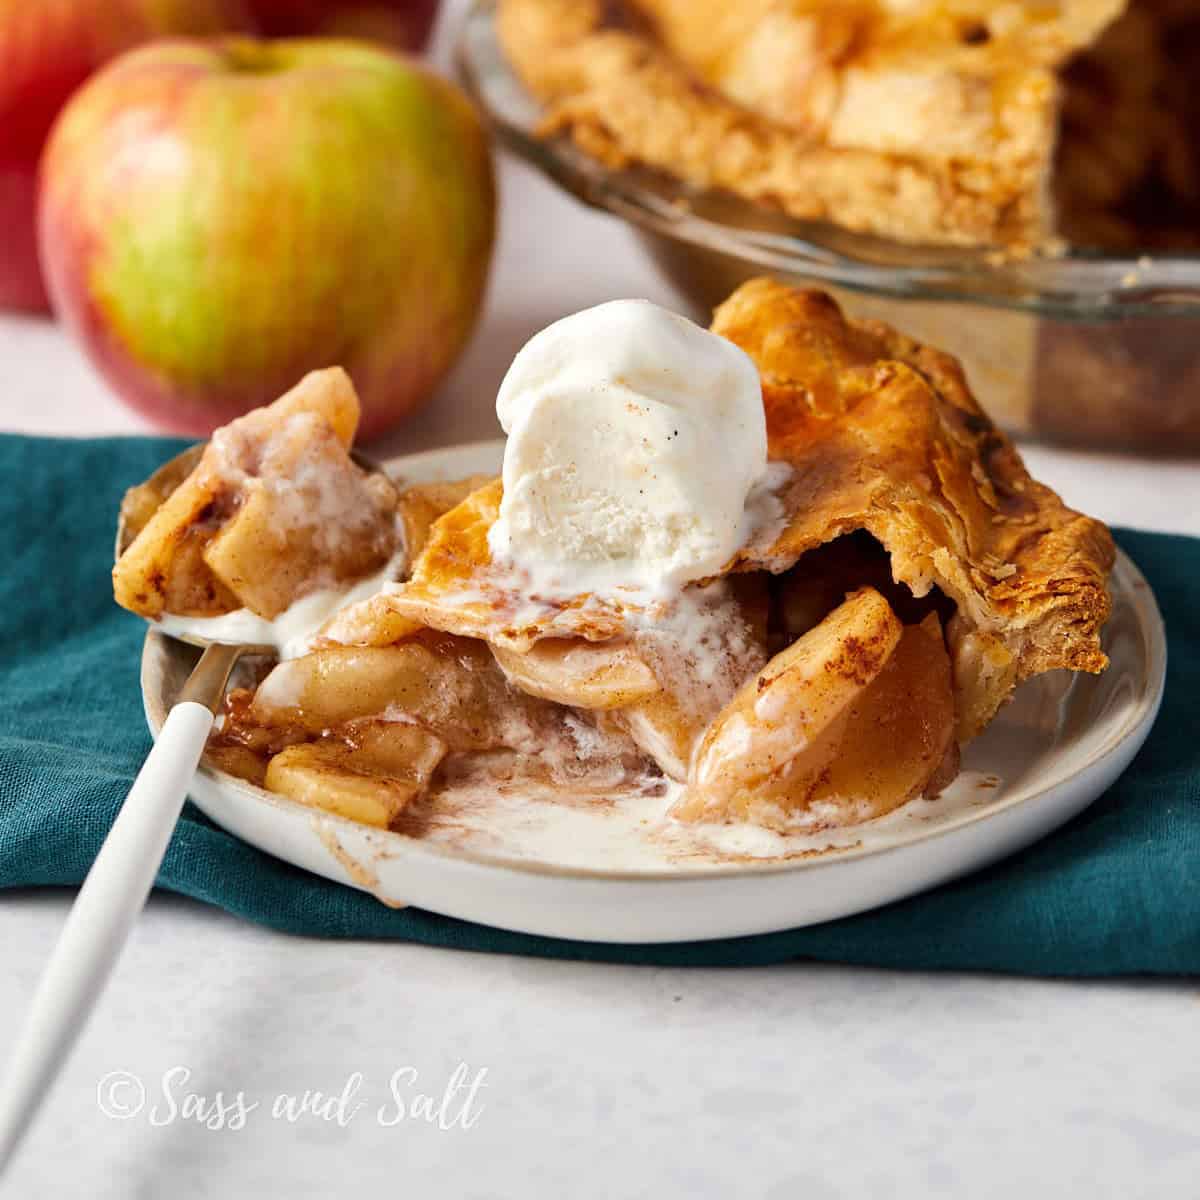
xmin=3 ymin=7 xmax=1200 ymax=1195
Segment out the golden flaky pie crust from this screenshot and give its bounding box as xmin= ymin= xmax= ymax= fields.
xmin=325 ymin=279 xmax=1115 ymax=742
xmin=495 ymin=0 xmax=1125 ymax=248
xmin=716 ymin=279 xmax=1113 ymax=739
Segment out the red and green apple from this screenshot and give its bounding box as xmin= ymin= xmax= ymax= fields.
xmin=39 ymin=37 xmax=495 ymax=437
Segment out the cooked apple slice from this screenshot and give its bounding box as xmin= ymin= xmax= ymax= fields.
xmin=946 ymin=614 xmax=1018 ymax=741
xmin=202 ymin=429 xmax=396 ymax=618
xmin=313 ymin=593 xmax=426 ymax=649
xmin=251 ymin=643 xmax=470 ymax=736
xmin=678 ymin=598 xmax=957 ymax=829
xmin=249 ymin=633 xmax=558 ymax=752
xmin=265 ymin=725 xmax=447 ymax=828
xmin=676 ymin=587 xmax=902 ymax=822
xmin=112 ymin=453 xmax=229 ymax=619
xmin=607 ymin=691 xmax=704 ymax=782
xmin=142 ymin=524 xmax=242 ymax=616
xmin=492 ymin=638 xmax=659 ymax=709
xmin=203 ymin=743 xmax=268 ymax=788
xmin=805 ymin=612 xmax=956 ymax=821
xmin=261 ymin=364 xmax=359 ymax=449
xmin=117 ymin=444 xmax=204 ymax=545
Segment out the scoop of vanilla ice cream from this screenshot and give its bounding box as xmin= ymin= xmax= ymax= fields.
xmin=488 ymin=299 xmax=767 ymax=595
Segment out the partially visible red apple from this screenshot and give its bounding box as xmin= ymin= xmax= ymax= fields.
xmin=0 ymin=0 xmax=253 ymax=312
xmin=248 ymin=1 xmax=438 ymax=53
xmin=39 ymin=37 xmax=495 ymax=438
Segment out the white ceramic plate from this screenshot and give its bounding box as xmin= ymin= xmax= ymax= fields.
xmin=141 ymin=442 xmax=1166 ymax=943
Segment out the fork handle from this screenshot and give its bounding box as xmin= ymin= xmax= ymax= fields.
xmin=0 ymin=700 xmax=214 ymax=1173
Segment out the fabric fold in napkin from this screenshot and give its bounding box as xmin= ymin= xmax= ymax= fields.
xmin=1 ymin=434 xmax=1196 ymax=973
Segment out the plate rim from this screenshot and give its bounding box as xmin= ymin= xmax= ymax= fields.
xmin=143 ymin=441 xmax=1168 ymax=885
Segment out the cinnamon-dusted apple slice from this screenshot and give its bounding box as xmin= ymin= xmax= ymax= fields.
xmin=265 ymin=724 xmax=448 ymax=829
xmin=677 ymin=587 xmax=901 ymax=822
xmin=112 ymin=447 xmax=235 ymax=619
xmin=114 ymin=443 xmax=241 ymax=616
xmin=491 ymin=639 xmax=659 ymax=709
xmin=678 ymin=595 xmax=957 ymax=829
xmin=250 ymin=644 xmax=456 ymax=735
xmin=312 ymin=594 xmax=426 ymax=650
xmin=203 ymin=743 xmax=269 ymax=789
xmin=805 ymin=612 xmax=957 ymax=824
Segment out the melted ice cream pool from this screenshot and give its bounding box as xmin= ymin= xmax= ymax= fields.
xmin=391 ymin=769 xmax=1004 ymax=871
xmin=158 ymin=546 xmax=407 ymax=660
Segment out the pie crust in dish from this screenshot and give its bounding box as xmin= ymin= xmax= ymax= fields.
xmin=495 ymin=0 xmax=1200 ymax=250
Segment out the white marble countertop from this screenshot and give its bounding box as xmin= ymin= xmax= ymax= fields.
xmin=3 ymin=5 xmax=1200 ymax=1195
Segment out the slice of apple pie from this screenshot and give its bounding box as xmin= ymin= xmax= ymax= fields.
xmin=496 ymin=0 xmax=1199 ymax=250
xmin=115 ymin=279 xmax=1114 ymax=841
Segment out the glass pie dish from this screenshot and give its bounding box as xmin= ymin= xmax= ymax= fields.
xmin=457 ymin=0 xmax=1200 ymax=453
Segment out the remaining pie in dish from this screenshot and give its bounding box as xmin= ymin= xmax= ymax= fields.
xmin=113 ymin=278 xmax=1114 ymax=840
xmin=495 ymin=0 xmax=1200 ymax=249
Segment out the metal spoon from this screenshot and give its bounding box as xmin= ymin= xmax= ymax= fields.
xmin=0 ymin=443 xmax=381 ymax=1171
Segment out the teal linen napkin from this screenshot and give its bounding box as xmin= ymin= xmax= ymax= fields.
xmin=1 ymin=434 xmax=1195 ymax=972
